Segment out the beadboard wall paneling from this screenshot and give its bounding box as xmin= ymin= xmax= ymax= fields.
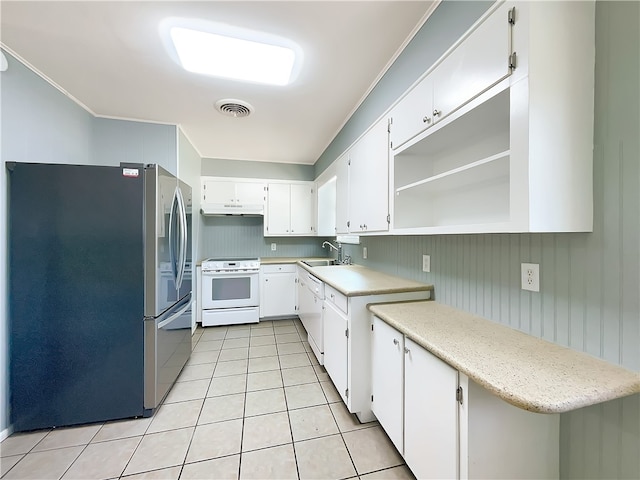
xmin=200 ymin=216 xmax=329 ymax=260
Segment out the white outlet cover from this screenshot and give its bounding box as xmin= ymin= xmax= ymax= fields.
xmin=363 ymin=247 xmax=368 ymax=259
xmin=521 ymin=263 xmax=540 ymax=292
xmin=271 ymin=243 xmax=277 ymax=251
xmin=422 ymin=254 xmax=430 ymax=273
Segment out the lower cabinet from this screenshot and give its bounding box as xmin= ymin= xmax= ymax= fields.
xmin=259 ymin=264 xmax=297 ymax=319
xmin=322 ymin=299 xmax=348 ymax=399
xmin=323 ymin=289 xmax=430 ymax=423
xmin=371 ymin=315 xmax=560 ymax=480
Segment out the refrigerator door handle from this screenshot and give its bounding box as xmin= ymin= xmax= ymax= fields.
xmin=168 ymin=187 xmax=180 ymax=283
xmin=175 ymin=187 xmax=188 ymax=290
xmin=157 ymin=294 xmax=191 ymax=329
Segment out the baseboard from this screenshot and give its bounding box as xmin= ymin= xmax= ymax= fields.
xmin=0 ymin=425 xmax=13 ymax=442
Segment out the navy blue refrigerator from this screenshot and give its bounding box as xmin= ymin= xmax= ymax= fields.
xmin=7 ymin=162 xmax=192 ymax=432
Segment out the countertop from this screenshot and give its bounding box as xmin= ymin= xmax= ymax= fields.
xmin=368 ymin=301 xmax=640 ymax=414
xmin=260 ymin=257 xmax=432 ymax=297
xmin=300 ymin=264 xmax=432 ymax=297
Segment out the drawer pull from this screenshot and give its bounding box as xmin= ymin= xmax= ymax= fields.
xmin=393 ymin=338 xmax=399 ymax=345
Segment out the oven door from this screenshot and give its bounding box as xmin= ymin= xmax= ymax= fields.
xmin=201 ymin=271 xmax=259 ymax=309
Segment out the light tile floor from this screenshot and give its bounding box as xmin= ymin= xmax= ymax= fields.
xmin=0 ymin=318 xmax=414 ymax=480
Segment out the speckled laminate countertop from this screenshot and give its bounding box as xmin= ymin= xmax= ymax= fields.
xmin=368 ymin=301 xmax=640 ymax=414
xmin=301 ymin=264 xmax=433 ymax=297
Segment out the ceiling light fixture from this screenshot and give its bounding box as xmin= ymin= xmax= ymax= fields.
xmin=163 ymin=19 xmax=302 ymax=86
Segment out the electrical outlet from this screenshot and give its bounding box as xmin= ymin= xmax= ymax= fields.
xmin=422 ymin=255 xmax=430 ymax=273
xmin=521 ymin=263 xmax=540 ymax=292
xmin=363 ymin=247 xmax=368 ymax=259
xmin=271 ymin=243 xmax=277 ymax=251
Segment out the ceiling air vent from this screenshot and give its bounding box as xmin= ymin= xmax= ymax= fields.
xmin=215 ymin=99 xmax=253 ymax=118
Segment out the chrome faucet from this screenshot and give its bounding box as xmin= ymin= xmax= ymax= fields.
xmin=322 ymin=240 xmax=343 ymax=263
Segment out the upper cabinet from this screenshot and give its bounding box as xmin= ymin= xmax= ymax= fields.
xmin=349 ymin=117 xmax=390 ymax=233
xmin=390 ymin=3 xmax=511 ymax=152
xmin=200 ymin=178 xmax=265 ymax=215
xmin=265 ymin=182 xmax=314 ymax=236
xmin=390 ymin=0 xmax=595 ymax=234
xmin=335 ymin=152 xmax=350 ymax=235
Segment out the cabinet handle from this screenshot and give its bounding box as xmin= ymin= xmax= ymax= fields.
xmin=422 ymin=116 xmax=431 ymax=124
xmin=404 ymin=347 xmax=410 ymax=354
xmin=433 ymin=109 xmax=441 ymax=117
xmin=265 ymin=279 xmax=269 ymax=282
xmin=393 ymin=338 xmax=399 ymax=345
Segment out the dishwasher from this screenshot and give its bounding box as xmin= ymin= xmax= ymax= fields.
xmin=298 ymin=270 xmax=324 ymax=364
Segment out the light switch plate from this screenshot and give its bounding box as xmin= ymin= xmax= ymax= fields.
xmin=422 ymin=255 xmax=430 ymax=273
xmin=363 ymin=247 xmax=368 ymax=259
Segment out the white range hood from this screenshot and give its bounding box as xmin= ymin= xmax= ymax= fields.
xmin=200 ymin=203 xmax=264 ymax=216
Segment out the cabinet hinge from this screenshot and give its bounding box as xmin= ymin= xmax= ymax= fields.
xmin=345 ymin=388 xmax=349 ymax=399
xmin=386 ymin=214 xmax=391 ymax=224
xmin=347 ymin=221 xmax=351 ymax=228
xmin=345 ymin=328 xmax=349 ymax=338
xmin=387 ymin=117 xmax=392 ymax=133
xmin=508 ymin=6 xmax=516 ymax=25
xmin=348 ymin=158 xmax=351 ymax=166
xmin=456 ymin=386 xmax=464 ymax=406
xmin=509 ymin=52 xmax=517 ymax=71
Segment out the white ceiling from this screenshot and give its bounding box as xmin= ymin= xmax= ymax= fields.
xmin=1 ymin=1 xmax=438 ymax=165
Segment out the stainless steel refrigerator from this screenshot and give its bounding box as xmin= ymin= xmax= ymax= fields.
xmin=7 ymin=162 xmax=192 ymax=432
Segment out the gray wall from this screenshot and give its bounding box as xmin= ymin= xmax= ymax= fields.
xmin=203 ymin=157 xmax=314 ymax=181
xmin=332 ymin=2 xmax=638 ymax=478
xmin=93 ymin=118 xmax=177 ymax=174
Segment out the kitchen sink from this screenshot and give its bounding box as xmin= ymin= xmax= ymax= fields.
xmin=302 ymin=259 xmax=338 ymax=267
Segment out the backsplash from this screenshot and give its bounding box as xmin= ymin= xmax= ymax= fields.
xmin=199 ymin=215 xmax=331 ymax=260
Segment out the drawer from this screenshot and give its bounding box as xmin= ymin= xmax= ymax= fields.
xmin=325 ymin=285 xmax=348 ymax=314
xmin=261 ymin=264 xmax=297 ymax=274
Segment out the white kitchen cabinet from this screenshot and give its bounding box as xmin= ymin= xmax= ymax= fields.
xmin=265 ymin=182 xmax=314 ymax=236
xmin=404 ymin=336 xmax=458 ymax=479
xmin=371 ymin=316 xmax=560 ymax=479
xmin=259 ymin=264 xmax=297 ymax=319
xmin=389 ymin=75 xmax=433 ymax=151
xmin=370 ymin=316 xmax=404 ymax=453
xmin=322 ymin=298 xmax=348 ymax=398
xmin=389 ymin=2 xmax=511 ymax=152
xmin=323 ymin=288 xmax=429 ymax=423
xmin=201 ymin=178 xmax=265 ymax=206
xmin=335 ymin=152 xmax=350 ymax=235
xmin=349 ymin=117 xmax=390 ymax=233
xmin=391 ymin=1 xmax=595 ymax=234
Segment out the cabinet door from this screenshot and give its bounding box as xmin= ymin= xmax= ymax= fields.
xmin=335 ymin=152 xmax=350 ymax=234
xmin=404 ymin=337 xmax=458 ymax=480
xmin=431 ymin=1 xmax=511 ymax=122
xmin=266 ymin=183 xmax=291 ymax=235
xmin=350 ymin=118 xmax=389 ymax=233
xmin=290 ymin=183 xmax=313 ymax=235
xmin=390 ymin=75 xmax=434 ymax=150
xmin=236 ymin=182 xmax=265 ymax=205
xmin=371 ymin=316 xmax=404 ymax=454
xmin=323 ymin=300 xmax=349 ymax=403
xmin=261 ymin=272 xmax=297 ymax=318
xmin=202 ymin=180 xmax=236 ymax=204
